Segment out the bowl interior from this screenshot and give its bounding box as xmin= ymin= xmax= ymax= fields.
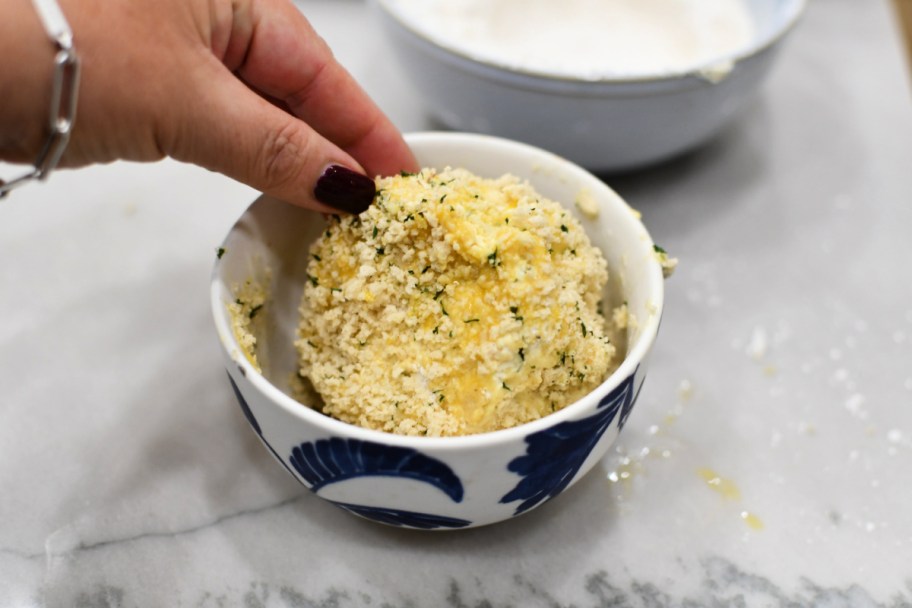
xmin=376 ymin=0 xmax=805 ymax=81
xmin=212 ymin=132 xmax=664 ymax=428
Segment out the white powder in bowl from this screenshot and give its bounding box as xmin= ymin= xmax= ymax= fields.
xmin=387 ymin=0 xmax=755 ymax=79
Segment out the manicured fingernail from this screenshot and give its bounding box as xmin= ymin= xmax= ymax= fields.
xmin=314 ymin=165 xmax=376 ymax=214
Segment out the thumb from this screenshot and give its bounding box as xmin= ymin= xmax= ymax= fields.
xmin=164 ymin=64 xmax=376 ymax=215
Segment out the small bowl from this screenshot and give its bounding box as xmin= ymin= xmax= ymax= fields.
xmin=211 ymin=132 xmax=665 ymax=529
xmin=373 ymin=0 xmax=805 ymax=172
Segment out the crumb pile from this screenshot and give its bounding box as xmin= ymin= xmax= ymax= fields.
xmin=296 ymin=168 xmax=621 ymax=436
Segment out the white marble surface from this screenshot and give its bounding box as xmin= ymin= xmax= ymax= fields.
xmin=2 ymin=0 xmax=911 ymax=605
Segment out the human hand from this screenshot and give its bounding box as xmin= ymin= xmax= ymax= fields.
xmin=1 ymin=0 xmax=418 ymax=214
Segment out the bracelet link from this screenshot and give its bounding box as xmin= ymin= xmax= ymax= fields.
xmin=36 ymin=45 xmax=80 ymax=178
xmin=0 ymin=0 xmax=79 ymax=199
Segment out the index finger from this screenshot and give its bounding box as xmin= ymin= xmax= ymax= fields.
xmin=225 ymin=0 xmax=419 ymax=178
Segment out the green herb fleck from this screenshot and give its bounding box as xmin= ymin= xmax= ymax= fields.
xmin=433 ymin=288 xmax=445 ymax=300
xmin=432 ymin=326 xmax=439 ymax=335
xmin=487 ymin=249 xmax=500 ymax=267
xmin=561 ymin=224 xmax=569 ymax=233
xmin=518 ymin=348 xmax=525 ymax=361
xmin=464 ymin=318 xmax=480 ymax=324
xmin=248 ymin=304 xmax=263 ymax=319
xmin=372 ymin=226 xmax=379 ymax=238
xmin=440 ymin=302 xmax=449 ymax=316
xmin=400 ymin=170 xmax=415 ymax=177
xmin=422 ymin=265 xmax=431 ymax=274
xmin=581 ymin=322 xmax=588 ymax=337
xmin=311 ymin=253 xmax=321 ymax=262
xmin=216 ymin=247 xmax=226 ymax=259
xmin=376 ymin=246 xmax=385 ymax=256
xmin=502 ymin=381 xmax=511 ymax=391
xmin=654 ymin=244 xmax=667 ymax=254
xmin=510 ymin=306 xmax=523 ymax=322
xmin=307 ymin=274 xmax=319 ymax=287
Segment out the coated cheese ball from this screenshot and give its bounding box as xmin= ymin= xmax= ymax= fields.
xmin=296 ymin=168 xmax=620 ymax=436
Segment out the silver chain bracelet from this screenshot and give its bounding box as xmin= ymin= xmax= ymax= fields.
xmin=0 ymin=0 xmax=80 ymax=199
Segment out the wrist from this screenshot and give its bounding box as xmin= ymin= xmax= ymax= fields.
xmin=0 ymin=0 xmax=79 ymax=197
xmin=0 ymin=0 xmax=58 ymax=163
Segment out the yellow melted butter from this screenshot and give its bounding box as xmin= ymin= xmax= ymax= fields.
xmin=697 ymin=468 xmax=742 ymax=501
xmin=741 ymin=511 xmax=765 ymax=530
xmin=698 ymin=468 xmax=765 ymax=531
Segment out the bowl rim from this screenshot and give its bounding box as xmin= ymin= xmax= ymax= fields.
xmin=211 ymin=131 xmax=665 ymax=450
xmin=373 ymin=0 xmax=807 ymax=85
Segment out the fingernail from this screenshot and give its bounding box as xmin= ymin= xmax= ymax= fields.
xmin=314 ymin=165 xmax=376 ymax=214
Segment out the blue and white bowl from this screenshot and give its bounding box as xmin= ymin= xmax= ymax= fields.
xmin=211 ymin=132 xmax=665 ymax=529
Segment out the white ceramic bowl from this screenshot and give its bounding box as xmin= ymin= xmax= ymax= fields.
xmin=211 ymin=132 xmax=665 ymax=529
xmin=373 ymin=0 xmax=805 ymax=172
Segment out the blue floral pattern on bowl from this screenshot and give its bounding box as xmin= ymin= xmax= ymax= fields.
xmin=288 ymin=437 xmax=469 ymax=529
xmin=499 ymin=369 xmax=637 ymax=515
xmin=332 ymin=503 xmax=471 ymax=529
xmin=229 ymin=374 xmax=470 ymax=529
xmin=228 ymin=374 xmax=296 ymax=478
xmin=289 ymin=437 xmax=464 ymax=502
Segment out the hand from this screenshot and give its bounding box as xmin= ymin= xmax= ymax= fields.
xmin=0 ymin=0 xmax=419 ymax=213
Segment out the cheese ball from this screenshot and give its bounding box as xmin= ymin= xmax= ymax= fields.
xmin=295 ymin=168 xmax=620 ymax=436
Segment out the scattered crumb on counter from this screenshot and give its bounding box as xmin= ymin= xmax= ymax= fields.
xmin=296 ymin=167 xmax=624 ymax=437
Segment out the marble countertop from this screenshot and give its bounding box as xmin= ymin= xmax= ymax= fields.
xmin=2 ymin=0 xmax=911 ymax=605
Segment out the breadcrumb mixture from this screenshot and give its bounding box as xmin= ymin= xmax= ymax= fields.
xmin=228 ymin=277 xmax=268 ymax=373
xmin=296 ymin=168 xmax=622 ymax=437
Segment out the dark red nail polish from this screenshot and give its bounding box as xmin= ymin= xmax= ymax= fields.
xmin=314 ymin=165 xmax=376 ymax=214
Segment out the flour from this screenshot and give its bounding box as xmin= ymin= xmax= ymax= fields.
xmin=387 ymin=0 xmax=755 ymax=79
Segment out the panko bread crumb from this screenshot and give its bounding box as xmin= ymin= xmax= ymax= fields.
xmin=296 ymin=168 xmax=622 ymax=437
xmin=228 ymin=277 xmax=269 ymax=373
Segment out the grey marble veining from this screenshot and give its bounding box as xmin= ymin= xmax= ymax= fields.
xmin=1 ymin=0 xmax=911 ymax=606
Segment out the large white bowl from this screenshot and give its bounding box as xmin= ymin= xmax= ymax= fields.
xmin=373 ymin=0 xmax=806 ymax=172
xmin=211 ymin=132 xmax=665 ymax=529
